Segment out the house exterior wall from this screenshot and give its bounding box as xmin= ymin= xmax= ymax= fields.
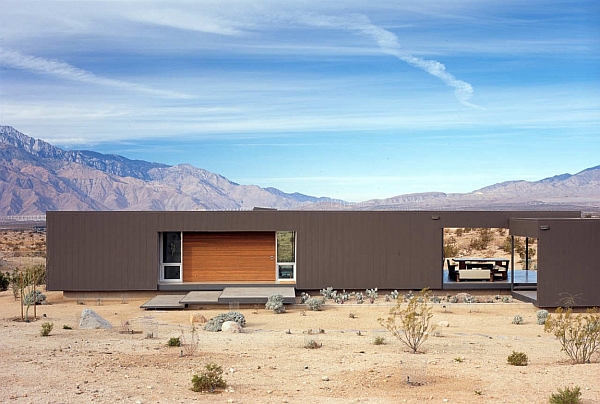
xmin=511 ymin=218 xmax=600 ymax=307
xmin=47 ymin=210 xmax=580 ymax=293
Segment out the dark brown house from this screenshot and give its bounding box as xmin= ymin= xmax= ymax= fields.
xmin=46 ymin=210 xmax=599 ymax=307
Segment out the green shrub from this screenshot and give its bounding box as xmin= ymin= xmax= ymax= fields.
xmin=507 ymin=351 xmax=528 ymax=366
xmin=512 ymin=314 xmax=524 ymax=325
xmin=549 ymin=386 xmax=581 ymax=404
xmin=167 ymin=337 xmax=181 ymax=347
xmin=191 ymin=363 xmax=227 ymax=393
xmin=537 ymin=310 xmax=550 ymax=325
xmin=265 ymin=294 xmax=286 ymax=314
xmin=373 ymin=336 xmax=385 ymax=345
xmin=305 ymin=297 xmax=324 ymax=311
xmin=544 ymin=307 xmax=600 ymax=364
xmin=40 ymin=322 xmax=53 ymax=337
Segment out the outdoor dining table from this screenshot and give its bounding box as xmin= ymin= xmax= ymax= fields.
xmin=452 ymin=257 xmax=509 ymax=280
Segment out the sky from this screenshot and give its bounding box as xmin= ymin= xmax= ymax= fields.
xmin=1 ymin=1 xmax=599 ymax=202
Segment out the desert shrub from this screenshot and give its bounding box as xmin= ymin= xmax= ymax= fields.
xmin=62 ymin=325 xmax=72 ymax=330
xmin=355 ymin=292 xmax=365 ymax=304
xmin=320 ymin=286 xmax=335 ymax=300
xmin=507 ymin=351 xmax=528 ymax=366
xmin=167 ymin=337 xmax=181 ymax=347
xmin=191 ymin=363 xmax=227 ymax=393
xmin=378 ymin=288 xmax=436 ymax=353
xmin=40 ymin=322 xmax=53 ymax=337
xmin=544 ymin=307 xmax=600 ymax=364
xmin=549 ymin=386 xmax=581 ymax=404
xmin=512 ymin=314 xmax=524 ymax=325
xmin=180 ymin=326 xmax=199 ymax=356
xmin=537 ymin=310 xmax=550 ymax=325
xmin=304 ymin=339 xmax=321 ymax=349
xmin=443 ymin=242 xmax=459 ymax=258
xmin=366 ymin=288 xmax=378 ymax=303
xmin=305 ymin=297 xmax=324 ymax=311
xmin=501 ymin=236 xmax=512 ymax=253
xmin=265 ymin=294 xmax=286 ymax=314
xmin=373 ymin=336 xmax=385 ymax=345
xmin=203 ymin=311 xmax=246 ymax=332
xmin=0 ymin=271 xmax=9 ymax=291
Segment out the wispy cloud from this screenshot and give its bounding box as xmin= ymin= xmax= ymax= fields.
xmin=299 ymin=13 xmax=481 ymax=108
xmin=0 ymin=47 xmax=193 ymax=99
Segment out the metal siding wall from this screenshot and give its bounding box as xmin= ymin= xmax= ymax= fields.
xmin=47 ymin=210 xmax=583 ymax=292
xmin=537 ymin=219 xmax=600 ymax=307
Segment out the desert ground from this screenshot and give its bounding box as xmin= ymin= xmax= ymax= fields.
xmin=1 ymin=289 xmax=599 ymax=404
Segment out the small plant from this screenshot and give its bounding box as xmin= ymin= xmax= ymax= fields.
xmin=305 ymin=297 xmax=324 ymax=311
xmin=390 ymin=290 xmax=399 ymax=300
xmin=265 ymin=294 xmax=286 ymax=314
xmin=512 ymin=314 xmax=524 ymax=325
xmin=203 ymin=311 xmax=246 ymax=332
xmin=507 ymin=351 xmax=528 ymax=366
xmin=320 ymin=286 xmax=335 ymax=300
xmin=300 ymin=292 xmax=311 ymax=303
xmin=180 ymin=326 xmax=199 ymax=357
xmin=366 ymin=287 xmax=378 ymax=303
xmin=549 ymin=386 xmax=581 ymax=404
xmin=304 ymin=339 xmax=321 ymax=349
xmin=191 ymin=363 xmax=227 ymax=393
xmin=378 ymin=288 xmax=436 ymax=354
xmin=373 ymin=336 xmax=385 ymax=345
xmin=167 ymin=336 xmax=181 ymax=347
xmin=453 ymin=356 xmax=464 ymax=363
xmin=537 ymin=310 xmax=550 ymax=325
xmin=355 ymin=292 xmax=365 ymax=304
xmin=62 ymin=325 xmax=72 ymax=330
xmin=544 ymin=307 xmax=600 ymax=364
xmin=475 ymin=390 xmax=482 ymax=396
xmin=40 ymin=322 xmax=53 ymax=337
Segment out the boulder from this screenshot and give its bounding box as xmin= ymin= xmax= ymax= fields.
xmin=79 ymin=309 xmax=112 ymax=329
xmin=221 ymin=321 xmax=243 ymax=333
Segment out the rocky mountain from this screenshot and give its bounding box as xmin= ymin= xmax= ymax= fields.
xmin=1 ymin=125 xmax=599 ymax=215
xmin=0 ymin=126 xmax=334 ymax=215
xmin=305 ymin=167 xmax=600 ymax=212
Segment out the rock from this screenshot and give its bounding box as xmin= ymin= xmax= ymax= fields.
xmin=322 ymin=376 xmax=329 ymax=381
xmin=79 ymin=309 xmax=112 ymax=329
xmin=221 ymin=321 xmax=243 ymax=333
xmin=438 ymin=321 xmax=450 ymax=328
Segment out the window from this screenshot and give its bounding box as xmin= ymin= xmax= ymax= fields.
xmin=276 ymin=231 xmax=296 ymax=281
xmin=160 ymin=232 xmax=182 ymax=282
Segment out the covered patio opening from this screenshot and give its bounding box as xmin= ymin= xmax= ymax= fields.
xmin=442 ymin=227 xmax=537 ymax=291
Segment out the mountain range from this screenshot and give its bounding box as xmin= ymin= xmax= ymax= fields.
xmin=1 ymin=125 xmax=599 ymax=215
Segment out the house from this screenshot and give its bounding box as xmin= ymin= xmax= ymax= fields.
xmin=46 ymin=210 xmax=599 ymax=307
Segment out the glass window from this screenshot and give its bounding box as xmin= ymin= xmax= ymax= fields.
xmin=276 ymin=231 xmax=295 ymax=263
xmin=163 ymin=232 xmax=181 ymax=264
xmin=163 ymin=265 xmax=181 ymax=280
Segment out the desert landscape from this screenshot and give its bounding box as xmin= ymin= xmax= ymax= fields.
xmin=1 ymin=288 xmax=599 ymax=404
xmin=1 ymin=225 xmax=598 ymax=403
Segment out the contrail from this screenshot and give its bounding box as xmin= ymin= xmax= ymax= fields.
xmin=0 ymin=47 xmax=193 ymax=100
xmin=301 ymin=14 xmax=481 ymax=109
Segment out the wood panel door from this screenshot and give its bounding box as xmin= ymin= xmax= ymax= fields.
xmin=183 ymin=232 xmax=276 ymax=282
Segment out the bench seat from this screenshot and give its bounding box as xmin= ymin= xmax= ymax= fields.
xmin=457 ymin=269 xmax=491 ymax=281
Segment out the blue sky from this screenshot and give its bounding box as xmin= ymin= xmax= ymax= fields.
xmin=1 ymin=1 xmax=599 ymax=201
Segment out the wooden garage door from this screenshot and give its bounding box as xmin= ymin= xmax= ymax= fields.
xmin=183 ymin=232 xmax=276 ymax=282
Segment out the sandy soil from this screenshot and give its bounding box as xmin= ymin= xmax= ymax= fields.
xmin=1 ymin=290 xmax=598 ymax=404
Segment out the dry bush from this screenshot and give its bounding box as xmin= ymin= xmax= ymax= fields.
xmin=378 ymin=288 xmax=436 ymax=353
xmin=544 ymin=307 xmax=600 ymax=364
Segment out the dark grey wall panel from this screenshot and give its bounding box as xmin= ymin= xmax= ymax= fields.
xmin=47 ymin=210 xmax=582 ymax=292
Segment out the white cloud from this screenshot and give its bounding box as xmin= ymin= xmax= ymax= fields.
xmin=0 ymin=48 xmax=193 ymax=99
xmin=298 ymin=13 xmax=481 ymax=108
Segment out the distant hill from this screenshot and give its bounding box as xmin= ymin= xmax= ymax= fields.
xmin=1 ymin=125 xmax=599 ymax=215
xmin=0 ymin=126 xmax=335 ymax=215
